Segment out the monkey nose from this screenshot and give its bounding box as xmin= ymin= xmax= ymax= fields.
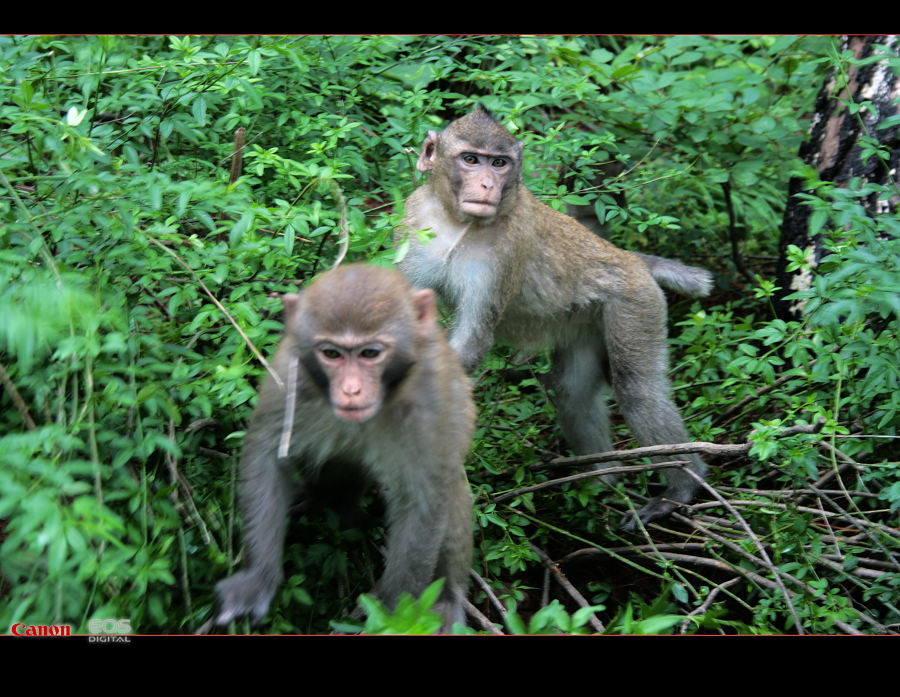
xmin=342 ymin=381 xmax=362 ymax=395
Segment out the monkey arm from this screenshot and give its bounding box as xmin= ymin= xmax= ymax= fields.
xmin=375 ymin=498 xmax=445 ymax=606
xmin=215 ymin=377 xmax=293 ymax=625
xmin=440 ymin=259 xmax=496 ymax=372
xmin=370 ymin=451 xmax=471 ymax=631
xmin=445 ymin=237 xmax=528 ymax=373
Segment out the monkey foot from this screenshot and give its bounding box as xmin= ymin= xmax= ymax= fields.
xmin=215 ymin=570 xmax=279 ymax=625
xmin=619 ymin=497 xmax=680 ymax=533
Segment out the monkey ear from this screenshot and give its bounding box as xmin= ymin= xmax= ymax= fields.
xmin=411 ymin=288 xmax=437 ymax=326
xmin=416 ymin=131 xmax=439 ymax=173
xmin=282 ymin=292 xmax=302 ymax=320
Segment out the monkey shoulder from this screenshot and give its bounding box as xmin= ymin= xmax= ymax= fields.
xmin=389 ymin=343 xmax=470 ymax=415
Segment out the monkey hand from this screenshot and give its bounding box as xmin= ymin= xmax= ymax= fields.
xmin=215 ymin=570 xmax=280 ymax=625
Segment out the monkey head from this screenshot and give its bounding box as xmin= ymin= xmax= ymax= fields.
xmin=417 ymin=104 xmax=524 ymax=223
xmin=288 ymin=265 xmax=437 ymax=423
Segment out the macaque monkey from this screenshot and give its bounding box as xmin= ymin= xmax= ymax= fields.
xmin=396 ymin=105 xmax=711 ymax=530
xmin=215 ymin=264 xmax=475 ymax=631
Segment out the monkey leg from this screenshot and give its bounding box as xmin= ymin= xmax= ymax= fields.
xmin=548 ymin=333 xmax=620 ymax=476
xmin=429 ymin=585 xmax=467 ymax=632
xmin=616 ymin=388 xmax=708 ymax=530
xmin=607 ymin=315 xmax=708 ymax=530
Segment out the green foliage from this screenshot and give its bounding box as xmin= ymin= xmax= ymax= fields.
xmin=604 ymin=590 xmax=684 ymax=635
xmin=1 ymin=35 xmax=896 ymax=636
xmin=347 ymin=579 xmax=452 ymax=635
xmin=504 ymin=599 xmax=606 ymax=635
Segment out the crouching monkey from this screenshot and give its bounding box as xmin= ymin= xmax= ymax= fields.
xmin=216 ymin=264 xmax=475 ymax=631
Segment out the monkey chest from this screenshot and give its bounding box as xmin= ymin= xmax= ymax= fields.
xmin=405 ymin=228 xmax=493 ymax=296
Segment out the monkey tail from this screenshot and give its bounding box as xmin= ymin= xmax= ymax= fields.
xmin=636 ymin=253 xmax=712 ymax=298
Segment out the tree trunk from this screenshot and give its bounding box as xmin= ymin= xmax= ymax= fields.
xmin=774 ymin=35 xmax=900 ymax=319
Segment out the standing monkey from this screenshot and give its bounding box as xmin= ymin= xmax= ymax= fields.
xmin=395 ymin=105 xmax=711 ymax=530
xmin=215 ymin=264 xmax=475 ymax=631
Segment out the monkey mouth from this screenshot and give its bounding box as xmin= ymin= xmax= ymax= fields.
xmin=333 ymin=403 xmax=378 ymax=423
xmin=460 ymin=200 xmax=499 ymax=216
xmin=463 ymin=199 xmax=497 ymax=207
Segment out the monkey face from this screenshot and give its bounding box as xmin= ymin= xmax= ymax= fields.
xmin=453 ymin=151 xmax=514 ymax=218
xmin=416 ymin=110 xmax=522 ymax=223
xmin=314 ymin=340 xmax=391 ymax=423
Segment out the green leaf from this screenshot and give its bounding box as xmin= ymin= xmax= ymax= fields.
xmin=230 ymin=210 xmax=254 ymax=246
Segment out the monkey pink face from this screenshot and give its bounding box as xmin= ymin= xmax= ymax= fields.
xmin=316 ymin=342 xmax=388 ymax=423
xmin=456 ymin=152 xmax=514 ymax=218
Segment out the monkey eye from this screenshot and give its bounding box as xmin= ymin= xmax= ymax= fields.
xmin=359 ymin=346 xmax=383 ymax=360
xmin=462 ymin=154 xmax=479 ymax=165
xmin=319 ymin=347 xmax=343 ymax=360
xmin=491 ymin=158 xmax=508 ymax=168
